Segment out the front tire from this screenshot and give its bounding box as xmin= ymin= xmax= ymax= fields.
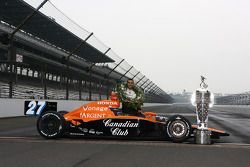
xmin=166 ymin=115 xmax=191 ymax=143
xmin=37 ymin=111 xmax=66 ymax=139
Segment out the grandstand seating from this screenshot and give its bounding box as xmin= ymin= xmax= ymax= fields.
xmin=0 ymin=0 xmax=173 ymax=103
xmin=216 ymin=92 xmax=250 ymax=105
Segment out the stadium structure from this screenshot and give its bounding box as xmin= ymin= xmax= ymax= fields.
xmin=0 ymin=0 xmax=173 ymax=103
xmin=216 ymin=92 xmax=250 ymax=105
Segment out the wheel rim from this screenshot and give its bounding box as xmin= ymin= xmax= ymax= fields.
xmin=169 ymin=120 xmax=188 ymax=138
xmin=39 ymin=113 xmax=62 ymax=137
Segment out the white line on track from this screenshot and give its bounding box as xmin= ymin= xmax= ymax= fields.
xmin=0 ymin=136 xmax=250 ymax=149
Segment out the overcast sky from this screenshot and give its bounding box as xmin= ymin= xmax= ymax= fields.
xmin=41 ymin=0 xmax=250 ymax=94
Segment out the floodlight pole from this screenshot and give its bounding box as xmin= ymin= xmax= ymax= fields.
xmin=105 ymin=59 xmax=125 ymax=99
xmin=66 ymin=32 xmax=93 ymax=100
xmin=119 ymin=66 xmax=133 ymax=80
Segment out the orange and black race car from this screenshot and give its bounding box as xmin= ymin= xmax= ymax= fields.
xmin=26 ymin=93 xmax=229 ymax=143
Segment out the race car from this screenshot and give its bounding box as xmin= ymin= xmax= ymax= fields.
xmin=34 ymin=93 xmax=229 ymax=143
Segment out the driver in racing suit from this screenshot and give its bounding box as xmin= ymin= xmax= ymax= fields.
xmin=116 ymin=78 xmax=144 ymax=117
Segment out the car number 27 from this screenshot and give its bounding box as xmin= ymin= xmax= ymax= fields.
xmin=25 ymin=101 xmax=46 ymax=116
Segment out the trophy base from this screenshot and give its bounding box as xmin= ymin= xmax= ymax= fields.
xmin=195 ymin=129 xmax=211 ymax=145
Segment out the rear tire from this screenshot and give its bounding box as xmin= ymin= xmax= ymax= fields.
xmin=37 ymin=111 xmax=66 ymax=139
xmin=166 ymin=115 xmax=191 ymax=143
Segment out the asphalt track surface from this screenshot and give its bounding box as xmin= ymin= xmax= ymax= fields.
xmin=0 ymin=104 xmax=250 ymax=167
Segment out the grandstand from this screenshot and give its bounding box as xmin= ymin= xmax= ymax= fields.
xmin=0 ymin=0 xmax=172 ymax=103
xmin=216 ymin=92 xmax=250 ymax=105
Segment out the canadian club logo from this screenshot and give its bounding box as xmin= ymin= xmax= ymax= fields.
xmin=103 ymin=119 xmax=139 ymax=136
xmin=103 ymin=119 xmax=139 ymax=128
xmin=111 ymin=128 xmax=128 ymax=136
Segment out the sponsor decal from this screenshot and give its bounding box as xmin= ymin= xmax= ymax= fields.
xmin=82 ymin=106 xmax=108 ymax=112
xmin=78 ymin=127 xmax=89 ymax=133
xmin=70 ymin=133 xmax=85 ymax=136
xmin=111 ymin=128 xmax=128 ymax=136
xmin=96 ymin=131 xmax=104 ymax=135
xmin=24 ymin=101 xmax=57 ymax=116
xmin=70 ymin=124 xmax=76 ymax=128
xmin=103 ymin=119 xmax=139 ymax=128
xmin=89 ymin=129 xmax=95 ymax=134
xmin=97 ymin=101 xmax=119 ymax=105
xmin=80 ymin=113 xmax=106 ymax=119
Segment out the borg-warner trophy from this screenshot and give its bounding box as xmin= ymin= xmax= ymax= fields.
xmin=191 ymin=76 xmax=214 ymax=144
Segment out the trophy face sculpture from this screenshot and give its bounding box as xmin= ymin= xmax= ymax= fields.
xmin=191 ymin=76 xmax=214 ymax=144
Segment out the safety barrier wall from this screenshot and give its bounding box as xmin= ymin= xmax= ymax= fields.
xmin=215 ymin=93 xmax=250 ymax=105
xmin=212 ymin=105 xmax=250 ymax=113
xmin=0 ymin=98 xmax=170 ymax=118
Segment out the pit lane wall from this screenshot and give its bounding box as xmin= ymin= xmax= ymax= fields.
xmin=0 ymin=99 xmax=171 ymax=118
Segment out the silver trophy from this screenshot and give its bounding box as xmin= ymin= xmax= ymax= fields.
xmin=191 ymin=76 xmax=214 ymax=144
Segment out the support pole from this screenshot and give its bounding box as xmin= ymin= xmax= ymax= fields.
xmin=151 ymin=86 xmax=158 ymax=94
xmin=7 ymin=0 xmax=49 ymax=98
xmin=105 ymin=59 xmax=125 ymax=99
xmin=10 ymin=0 xmax=49 ymax=39
xmin=41 ymin=65 xmax=47 ymax=99
xmin=146 ymin=83 xmax=155 ymax=93
xmin=119 ymin=66 xmax=133 ymax=80
xmin=107 ymin=59 xmax=124 ymax=76
xmin=88 ymin=74 xmax=92 ymax=101
xmin=8 ymin=40 xmax=15 ymax=98
xmin=139 ymin=79 xmax=149 ymax=88
xmin=85 ymin=48 xmax=111 ymax=100
xmin=143 ymin=81 xmax=153 ymax=91
xmin=136 ymin=75 xmax=145 ymax=85
xmin=79 ymin=79 xmax=82 ymax=100
xmin=132 ymin=71 xmax=140 ymax=80
xmin=66 ymin=32 xmax=93 ymax=100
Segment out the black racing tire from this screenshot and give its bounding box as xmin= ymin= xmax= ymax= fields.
xmin=58 ymin=110 xmax=69 ymax=116
xmin=37 ymin=111 xmax=66 ymax=139
xmin=166 ymin=115 xmax=192 ymax=143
